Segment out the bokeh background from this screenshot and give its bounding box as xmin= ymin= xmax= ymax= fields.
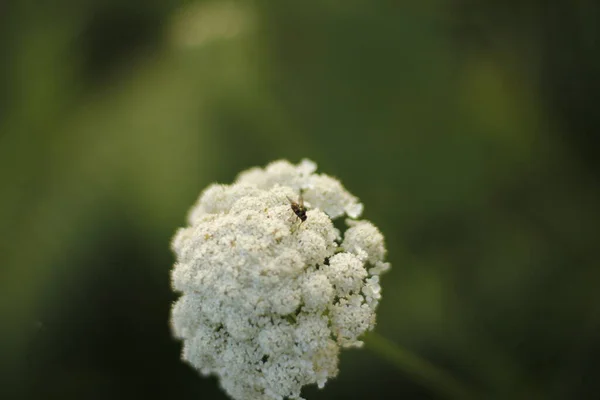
xmin=2 ymin=1 xmax=599 ymax=399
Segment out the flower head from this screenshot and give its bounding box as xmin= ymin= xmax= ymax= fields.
xmin=171 ymin=159 xmax=389 ymax=400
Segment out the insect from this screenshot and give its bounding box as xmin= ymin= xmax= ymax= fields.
xmin=287 ymin=192 xmax=307 ymax=223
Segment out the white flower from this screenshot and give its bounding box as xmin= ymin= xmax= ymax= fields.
xmin=170 ymin=159 xmax=389 ymax=400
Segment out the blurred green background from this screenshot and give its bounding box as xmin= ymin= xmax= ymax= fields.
xmin=2 ymin=1 xmax=599 ymax=399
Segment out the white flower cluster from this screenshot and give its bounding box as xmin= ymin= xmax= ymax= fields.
xmin=171 ymin=159 xmax=390 ymax=400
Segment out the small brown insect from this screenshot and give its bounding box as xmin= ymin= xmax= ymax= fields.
xmin=287 ymin=192 xmax=307 ymax=223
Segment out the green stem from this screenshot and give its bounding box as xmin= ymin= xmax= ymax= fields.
xmin=364 ymin=331 xmax=477 ymax=400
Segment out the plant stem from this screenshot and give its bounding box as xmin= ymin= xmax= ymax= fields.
xmin=364 ymin=331 xmax=478 ymax=400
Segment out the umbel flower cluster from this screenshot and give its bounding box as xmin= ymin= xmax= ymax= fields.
xmin=171 ymin=159 xmax=390 ymax=400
